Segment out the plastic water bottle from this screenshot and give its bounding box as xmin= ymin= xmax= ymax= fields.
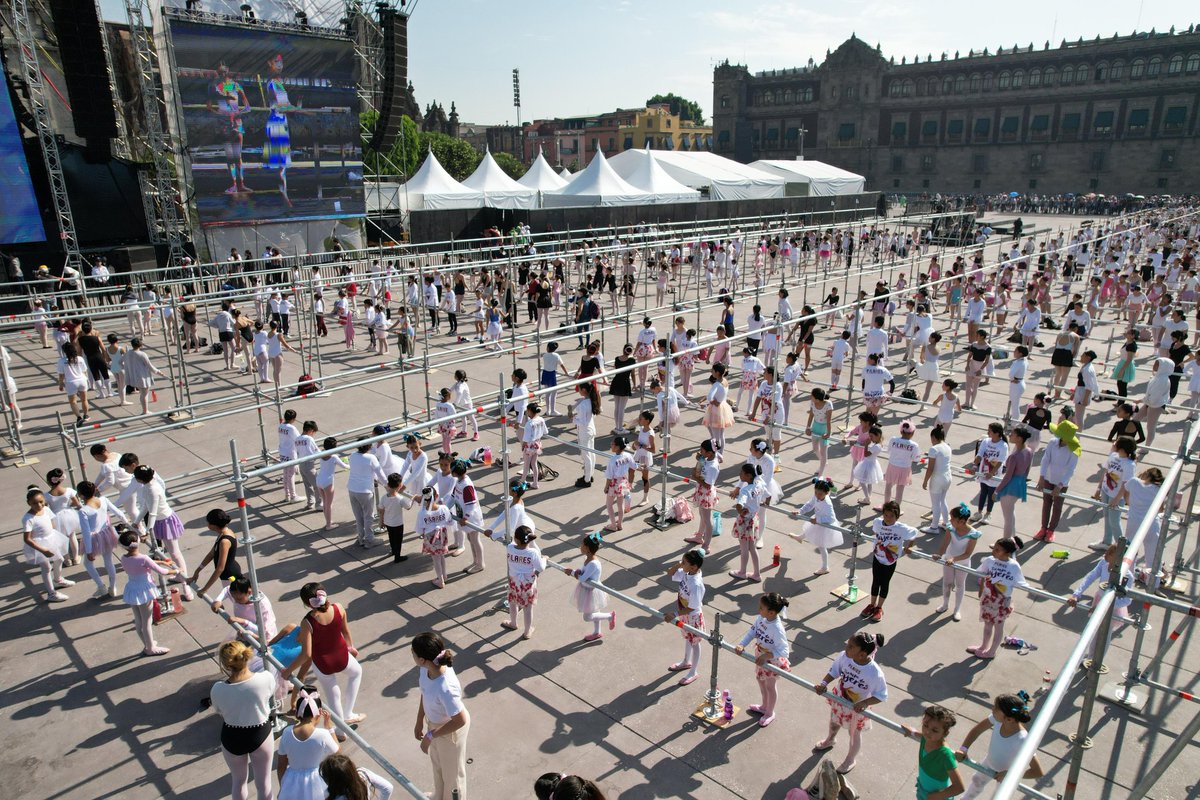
xmin=712 ymin=510 xmax=722 ymax=537
xmin=722 ymin=690 xmax=733 ymax=721
xmin=772 ymin=544 xmax=781 ymax=566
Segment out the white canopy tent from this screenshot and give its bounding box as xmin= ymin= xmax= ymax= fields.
xmin=750 ymin=159 xmax=866 ymax=196
xmin=400 ymin=150 xmax=483 ymax=210
xmin=608 ymin=149 xmax=701 ymax=203
xmin=608 ymin=150 xmax=785 ymax=200
xmin=542 ymin=150 xmax=652 ymax=207
xmin=518 ymin=150 xmax=569 ymax=192
xmin=460 ymin=150 xmax=537 ymax=209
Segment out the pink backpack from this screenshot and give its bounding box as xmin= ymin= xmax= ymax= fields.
xmin=671 ymin=497 xmax=694 ymax=523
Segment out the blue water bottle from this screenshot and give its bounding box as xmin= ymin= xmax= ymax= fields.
xmin=712 ymin=510 xmax=723 ymax=537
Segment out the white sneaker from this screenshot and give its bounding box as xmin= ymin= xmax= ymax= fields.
xmin=55 ymin=578 xmax=76 ymax=588
xmin=934 ymin=604 xmax=948 ymax=614
xmin=92 ymin=586 xmax=109 ymax=600
xmin=108 ymin=586 xmax=119 ymax=598
xmin=48 ymin=592 xmax=69 ymax=602
xmin=952 ymin=611 xmax=962 ymax=622
xmin=1087 ymin=541 xmax=1108 ymax=551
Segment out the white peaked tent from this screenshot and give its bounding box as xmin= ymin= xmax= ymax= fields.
xmin=608 ymin=150 xmax=785 ymax=200
xmin=558 ymin=166 xmax=573 ymax=179
xmin=609 ymin=149 xmax=701 ymax=203
xmin=542 ymin=150 xmax=652 ymax=207
xmin=750 ymin=159 xmax=866 ymax=197
xmin=460 ymin=149 xmax=537 ymax=209
xmin=400 ymin=150 xmax=483 ymax=210
xmin=518 ymin=150 xmax=569 ymax=192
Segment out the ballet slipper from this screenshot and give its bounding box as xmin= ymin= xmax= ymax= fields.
xmin=812 ymin=740 xmax=835 ymax=752
xmin=521 ymin=628 xmax=535 ymax=640
xmin=500 ymin=621 xmax=518 ymax=631
xmin=583 ymin=633 xmax=603 ymax=642
xmin=431 ymin=579 xmax=445 ymax=589
xmin=667 ymin=662 xmax=693 ymax=672
xmin=746 ymin=704 xmax=764 ymax=714
xmin=758 ymin=713 xmax=776 ymax=727
xmin=678 ymin=674 xmax=698 ymax=686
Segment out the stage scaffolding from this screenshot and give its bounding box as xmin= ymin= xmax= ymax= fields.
xmin=8 ymin=0 xmax=84 ymax=276
xmin=125 ymin=0 xmax=187 ymax=266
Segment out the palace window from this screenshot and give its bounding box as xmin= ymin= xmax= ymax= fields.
xmin=1028 ymin=69 xmax=1041 ymax=87
xmin=889 ymin=81 xmax=902 ymax=97
xmin=972 ymin=154 xmax=987 ymax=172
xmin=947 ymin=119 xmax=964 ymax=141
xmin=891 ymin=155 xmax=904 ymax=172
xmin=1029 ymin=153 xmax=1044 ymax=170
xmin=1148 ymin=56 xmax=1162 ymax=77
xmin=1186 ymin=54 xmax=1200 ymax=74
xmin=1131 ymin=59 xmax=1145 ymax=79
xmin=1095 ymin=62 xmax=1108 ymax=80
xmin=920 ymin=154 xmax=935 ymax=171
xmin=1076 ymin=64 xmax=1089 ymax=82
xmin=1127 ymin=108 xmax=1150 ymax=135
xmin=1041 ymin=67 xmax=1054 ymax=86
xmin=942 ymin=77 xmax=953 ymax=94
xmin=783 ymin=89 xmax=794 ymax=104
xmin=998 ymin=71 xmax=1011 ymax=89
xmin=891 ymin=120 xmax=907 ymax=142
xmin=902 ymin=79 xmax=914 ymax=97
xmin=801 ymin=88 xmax=814 ymax=102
xmin=1061 ymin=112 xmax=1081 ymax=140
xmin=1160 ymin=149 xmax=1176 ymax=169
xmin=1000 ymin=115 xmax=1020 ymax=141
xmin=838 ymin=123 xmax=856 ymax=141
xmin=954 ymin=75 xmax=966 ymax=93
xmin=1168 ymin=55 xmax=1183 ymax=75
xmin=1164 ymin=106 xmax=1187 ymax=134
xmin=1012 ymin=70 xmax=1025 ymax=88
xmin=973 ymin=117 xmax=991 ymax=141
xmin=969 ymin=73 xmax=982 ymax=91
xmin=1030 ymin=114 xmax=1050 ymax=140
xmin=720 ymin=95 xmax=730 ymax=108
xmin=1061 ymin=66 xmax=1074 ymax=85
xmin=1110 ymin=61 xmax=1125 ymax=80
xmin=1092 ymin=110 xmax=1114 ymax=135
xmin=983 ymin=73 xmax=993 ymax=90
xmin=921 ymin=119 xmax=938 ymax=141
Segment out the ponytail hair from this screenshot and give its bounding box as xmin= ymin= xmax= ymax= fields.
xmin=411 ymin=631 xmax=454 ymax=668
xmin=850 ymin=631 xmax=885 ymax=655
xmin=995 ymin=690 xmax=1033 ymax=724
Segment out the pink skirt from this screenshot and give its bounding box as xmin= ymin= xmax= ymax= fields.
xmin=522 ymin=441 xmax=543 ymax=454
xmin=438 ymin=422 xmax=457 ymax=435
xmin=573 ymin=583 xmax=607 ymax=614
xmin=422 ymin=526 xmax=449 ymax=556
xmin=979 ymin=585 xmax=1014 ymax=624
xmin=87 ymin=522 xmax=120 ymax=556
xmin=605 ymin=477 xmax=631 ymax=497
xmin=153 ymin=513 xmax=184 ymax=542
xmin=829 ymin=687 xmax=871 ymax=731
xmin=850 ymin=444 xmax=866 ymax=465
xmin=733 ymin=512 xmax=759 ymax=542
xmin=508 ymin=577 xmax=538 ymax=607
xmin=633 ymin=342 xmax=653 ymax=360
xmin=884 ymin=464 xmax=912 ymax=486
xmin=703 ymin=402 xmax=735 ymax=430
xmin=681 ymin=609 xmax=706 ymax=645
xmin=691 ymin=483 xmax=718 ymax=509
xmin=755 ymin=647 xmax=790 ymax=680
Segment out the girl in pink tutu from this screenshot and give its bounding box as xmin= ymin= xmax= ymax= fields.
xmin=968 ymin=537 xmax=1028 ymax=660
xmin=702 ymin=363 xmax=734 ymax=452
xmin=133 ymin=465 xmax=193 ymax=600
xmin=564 ymin=532 xmax=616 ymax=642
xmin=728 ymin=463 xmax=765 ymax=581
xmin=845 ymin=412 xmax=877 ymax=469
xmin=882 ymin=420 xmax=921 ymax=508
xmin=662 ymin=547 xmax=707 ymax=686
xmin=734 ymin=591 xmax=790 ymax=727
xmin=75 ymin=479 xmax=128 ymax=599
xmin=500 ymin=525 xmax=545 ymax=639
xmin=119 ymin=526 xmax=177 ymax=654
xmin=791 ymin=476 xmax=842 ymax=575
xmin=603 ymin=436 xmax=636 ymax=532
xmin=685 ymin=439 xmax=722 ymax=549
xmin=851 ymin=425 xmax=884 ymax=505
xmin=812 ymin=632 xmax=889 ymax=775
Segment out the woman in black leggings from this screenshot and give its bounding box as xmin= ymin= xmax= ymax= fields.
xmin=209 ymin=640 xmax=275 ymax=800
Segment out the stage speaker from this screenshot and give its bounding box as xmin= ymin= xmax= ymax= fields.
xmin=48 ymin=0 xmax=119 ymax=142
xmin=368 ymin=8 xmax=408 ymax=153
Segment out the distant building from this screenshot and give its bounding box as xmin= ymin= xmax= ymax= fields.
xmin=460 ymin=106 xmax=712 ymax=168
xmin=712 ymin=28 xmax=1200 ymax=194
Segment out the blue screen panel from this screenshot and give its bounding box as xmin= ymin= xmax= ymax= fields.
xmin=0 ymin=81 xmax=47 ymax=244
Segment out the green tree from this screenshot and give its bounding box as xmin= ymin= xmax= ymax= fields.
xmin=492 ymin=151 xmax=528 ymax=179
xmin=423 ymin=131 xmax=482 ymax=181
xmin=361 ymin=112 xmax=420 ymax=178
xmin=646 ymin=93 xmax=704 ymax=124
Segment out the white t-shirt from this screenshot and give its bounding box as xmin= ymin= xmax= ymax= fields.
xmin=672 ymin=568 xmax=705 ymax=613
xmin=976 ymin=438 xmax=1009 ymax=487
xmin=606 ymin=451 xmax=636 ymax=480
xmin=380 ymin=493 xmax=411 ymax=527
xmin=738 ymin=615 xmax=789 ymax=659
xmin=871 ymin=519 xmax=918 ymax=565
xmin=1099 ymin=453 xmax=1135 ymax=499
xmin=887 ymin=437 xmax=920 ymax=469
xmin=418 ymin=666 xmax=465 ymax=726
xmin=506 ymin=543 xmax=546 ymax=584
xmin=927 ymin=442 xmax=953 ymax=485
xmin=978 ymin=555 xmax=1027 ymax=597
xmin=278 ymin=423 xmax=299 ymax=458
xmin=828 ymin=653 xmax=888 ymax=704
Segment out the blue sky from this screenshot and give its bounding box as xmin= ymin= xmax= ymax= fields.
xmin=100 ymin=0 xmax=1193 ymax=124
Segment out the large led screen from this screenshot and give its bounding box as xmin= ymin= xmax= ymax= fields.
xmin=0 ymin=79 xmax=47 ymax=244
xmin=169 ymin=19 xmax=364 ymax=227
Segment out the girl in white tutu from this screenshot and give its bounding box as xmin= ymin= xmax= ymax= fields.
xmin=651 ymin=378 xmax=688 ymax=430
xmin=564 ymin=532 xmax=615 ymax=642
xmin=277 ymin=687 xmax=339 ymax=800
xmin=791 ymin=476 xmax=843 ymax=575
xmin=916 ymin=331 xmax=943 ymax=401
xmin=702 ymin=363 xmax=735 ymax=452
xmin=685 ymin=439 xmax=722 ymax=550
xmin=851 ymin=425 xmax=885 ymax=505
xmin=21 ymin=487 xmax=73 ymax=602
xmin=747 ymin=439 xmax=783 ymax=550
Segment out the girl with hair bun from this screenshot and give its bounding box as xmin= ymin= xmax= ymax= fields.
xmin=277 ymin=685 xmax=339 ymax=800
xmin=22 ymin=487 xmax=73 ymax=603
xmin=791 ymin=476 xmax=842 ymax=576
xmin=320 ymin=752 xmax=394 ymax=800
xmin=411 ymin=632 xmax=470 ymax=800
xmin=210 ymin=640 xmax=277 ymax=800
xmin=500 ymin=526 xmax=545 ymax=639
xmin=968 ymin=538 xmax=1028 ymax=660
xmin=728 ymin=463 xmax=766 ymax=582
xmin=662 ymin=548 xmax=707 ymax=686
xmin=933 ymin=504 xmax=981 ymax=622
xmin=955 ymin=692 xmax=1044 ymax=799
xmin=684 ymin=439 xmax=721 ymax=550
xmin=701 ymin=362 xmax=734 ymax=452
xmin=44 ymin=468 xmax=79 ymax=564
xmin=813 ymin=632 xmax=889 ymax=775
xmin=284 ymin=583 xmax=364 ymax=737
xmin=565 ymin=532 xmax=616 ymax=641
xmin=602 ymin=437 xmax=636 ymax=532
xmin=534 ymin=773 xmax=607 ymax=800
xmin=735 ymin=592 xmax=790 ymax=727
xmin=450 ymin=458 xmax=486 ymax=573
xmin=417 ymin=485 xmax=454 ymax=589
xmin=75 ymin=479 xmax=128 ymax=599
xmin=851 ymin=425 xmax=885 ymax=506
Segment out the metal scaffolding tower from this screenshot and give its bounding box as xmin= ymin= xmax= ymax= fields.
xmin=9 ymin=0 xmax=83 ymax=273
xmin=125 ymin=0 xmax=186 ymax=267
